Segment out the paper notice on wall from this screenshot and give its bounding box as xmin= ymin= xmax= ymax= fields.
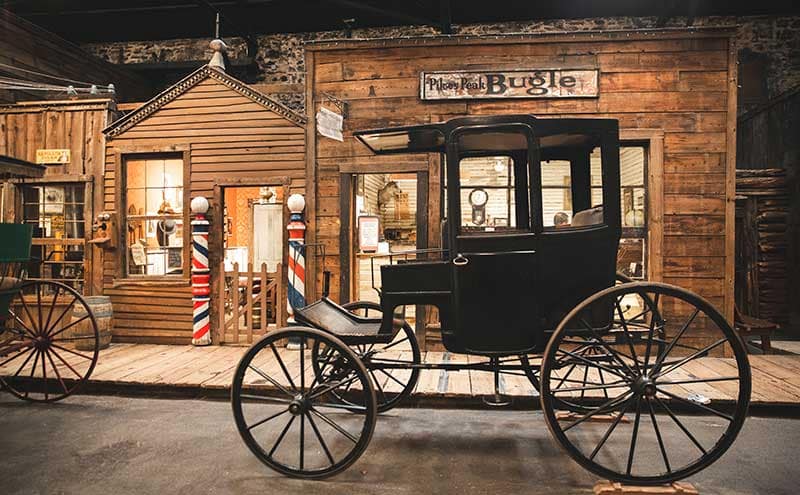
xmin=316 ymin=107 xmax=343 ymax=142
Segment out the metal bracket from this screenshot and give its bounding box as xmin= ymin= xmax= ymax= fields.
xmin=320 ymin=91 xmax=348 ymax=119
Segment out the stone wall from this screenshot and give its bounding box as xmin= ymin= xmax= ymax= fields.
xmin=82 ymin=15 xmax=799 ymax=114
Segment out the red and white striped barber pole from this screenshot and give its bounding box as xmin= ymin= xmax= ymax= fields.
xmin=286 ymin=193 xmax=306 ymax=321
xmin=191 ymin=196 xmax=211 ymax=346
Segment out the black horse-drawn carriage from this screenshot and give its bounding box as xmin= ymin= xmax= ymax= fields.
xmin=231 ymin=115 xmax=750 ymax=485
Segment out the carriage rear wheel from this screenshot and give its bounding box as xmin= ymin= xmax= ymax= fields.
xmin=0 ymin=280 xmax=99 ymax=402
xmin=310 ymin=300 xmax=421 ymax=413
xmin=540 ymin=282 xmax=750 ymax=485
xmin=231 ymin=327 xmax=377 ymax=479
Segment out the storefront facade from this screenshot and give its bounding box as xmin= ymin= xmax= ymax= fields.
xmin=304 ymin=28 xmax=737 ymax=348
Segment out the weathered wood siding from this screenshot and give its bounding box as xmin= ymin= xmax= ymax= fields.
xmin=306 ymin=30 xmax=737 ymax=320
xmin=105 ymin=76 xmax=305 ymax=344
xmin=0 ymin=99 xmax=114 ymax=295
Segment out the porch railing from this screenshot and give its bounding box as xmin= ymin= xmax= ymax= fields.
xmin=217 ymin=262 xmax=285 ymax=344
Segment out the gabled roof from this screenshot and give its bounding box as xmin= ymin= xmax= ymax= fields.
xmin=103 ymin=65 xmax=306 ymax=138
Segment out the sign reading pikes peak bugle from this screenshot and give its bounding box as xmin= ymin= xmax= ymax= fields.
xmin=420 ymin=69 xmax=599 ymax=100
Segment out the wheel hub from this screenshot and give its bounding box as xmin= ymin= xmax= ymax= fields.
xmin=288 ymin=395 xmax=308 ymax=416
xmin=632 ymin=376 xmax=657 ymax=397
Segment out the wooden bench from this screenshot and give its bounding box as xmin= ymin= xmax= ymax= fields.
xmin=734 ymin=306 xmax=778 ymax=354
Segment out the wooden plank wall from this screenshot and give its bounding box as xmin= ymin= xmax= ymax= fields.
xmin=307 ymin=30 xmax=736 ymax=320
xmin=0 ymin=99 xmax=113 ymax=295
xmin=0 ymin=10 xmax=150 ymax=104
xmin=104 ymin=76 xmax=305 ymax=344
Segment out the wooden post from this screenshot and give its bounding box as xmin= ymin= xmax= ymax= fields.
xmin=191 ymin=196 xmax=212 ymax=346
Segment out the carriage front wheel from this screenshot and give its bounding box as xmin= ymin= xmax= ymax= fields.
xmin=0 ymin=280 xmax=100 ymax=402
xmin=231 ymin=327 xmax=377 ymax=479
xmin=540 ymin=282 xmax=750 ymax=485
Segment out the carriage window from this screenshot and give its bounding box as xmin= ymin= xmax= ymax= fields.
xmin=458 ymin=156 xmax=526 ymax=233
xmin=541 ymin=143 xmax=604 ymax=230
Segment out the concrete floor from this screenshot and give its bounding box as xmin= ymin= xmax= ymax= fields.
xmin=0 ymin=394 xmax=797 ymax=495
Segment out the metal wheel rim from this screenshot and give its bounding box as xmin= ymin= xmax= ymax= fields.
xmin=540 ymin=282 xmax=751 ymax=485
xmin=231 ymin=327 xmax=377 ymax=479
xmin=0 ymin=280 xmax=99 ymax=402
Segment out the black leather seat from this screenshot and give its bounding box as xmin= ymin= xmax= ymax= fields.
xmin=294 ymin=298 xmax=396 ymax=345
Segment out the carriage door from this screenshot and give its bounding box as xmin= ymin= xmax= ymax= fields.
xmin=448 ymin=127 xmax=540 ymax=354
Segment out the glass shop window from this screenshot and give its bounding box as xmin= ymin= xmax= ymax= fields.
xmin=618 ymin=146 xmax=647 ymax=279
xmin=21 ymin=183 xmax=86 ymax=292
xmin=124 ymin=156 xmax=184 ymax=277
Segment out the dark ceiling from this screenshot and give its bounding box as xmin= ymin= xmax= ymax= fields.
xmin=3 ymin=0 xmax=799 ymax=44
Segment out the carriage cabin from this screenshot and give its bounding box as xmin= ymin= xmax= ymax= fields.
xmin=101 ymin=64 xmax=306 ymax=344
xmin=305 ymin=28 xmax=738 ymax=350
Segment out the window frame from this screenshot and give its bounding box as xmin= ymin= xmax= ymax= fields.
xmin=116 ymin=150 xmax=191 ymax=283
xmin=14 ymin=176 xmax=92 ymax=293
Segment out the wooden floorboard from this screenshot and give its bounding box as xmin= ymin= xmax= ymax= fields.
xmin=4 ymin=343 xmax=800 ymax=407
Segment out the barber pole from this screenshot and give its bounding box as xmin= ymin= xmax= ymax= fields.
xmin=191 ymin=196 xmax=211 ymax=345
xmin=286 ymin=193 xmax=306 ymax=320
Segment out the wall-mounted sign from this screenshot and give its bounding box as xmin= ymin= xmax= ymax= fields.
xmin=316 ymin=107 xmax=344 ymax=142
xmin=420 ymin=69 xmax=599 ymax=100
xmin=36 ymin=149 xmax=71 ymax=164
xmin=358 ymin=215 xmax=380 ymax=253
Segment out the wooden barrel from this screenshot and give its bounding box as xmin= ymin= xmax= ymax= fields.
xmin=71 ymin=296 xmax=112 ymax=350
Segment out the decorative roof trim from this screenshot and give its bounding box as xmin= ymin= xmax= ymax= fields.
xmin=103 ymin=65 xmax=306 ymax=138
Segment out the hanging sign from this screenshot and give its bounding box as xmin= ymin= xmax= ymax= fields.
xmin=316 ymin=107 xmax=343 ymax=141
xmin=358 ymin=215 xmax=380 ymax=253
xmin=420 ymin=69 xmax=599 ymax=100
xmin=36 ymin=149 xmax=71 ymax=164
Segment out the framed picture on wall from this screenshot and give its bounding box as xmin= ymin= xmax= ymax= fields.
xmin=358 ymin=215 xmax=380 ymax=253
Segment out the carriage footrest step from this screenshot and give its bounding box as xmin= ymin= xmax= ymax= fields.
xmin=594 ymin=481 xmax=698 ymax=495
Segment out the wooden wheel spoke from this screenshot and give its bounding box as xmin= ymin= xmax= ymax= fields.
xmin=310 ymin=408 xmax=358 ymax=444
xmin=268 ymin=416 xmax=295 ymax=458
xmin=247 ymin=365 xmax=294 ymax=397
xmin=562 ymin=391 xmax=632 ymax=432
xmin=8 ymin=309 xmax=38 ymax=339
xmin=646 ymin=396 xmax=671 ymax=473
xmin=42 ymin=285 xmax=62 ymax=338
xmin=47 ymin=314 xmax=91 ymax=340
xmin=50 ymin=343 xmax=94 ymax=361
xmin=578 ymin=317 xmax=639 ymax=379
xmin=48 ymin=346 xmax=84 ymax=378
xmin=556 ymin=349 xmax=630 ymax=381
xmin=589 ymin=395 xmax=635 ymax=461
xmin=376 ymin=367 xmax=407 ymax=388
xmin=551 ymin=380 xmax=629 ymax=394
xmin=382 ymin=336 xmax=409 ymax=351
xmin=309 ymin=346 xmax=337 ymax=391
xmin=19 ymin=292 xmax=40 ymax=336
xmin=656 ymin=387 xmax=733 ymax=422
xmin=42 ymin=295 xmax=77 ymax=337
xmin=240 ymin=393 xmax=293 ymax=405
xmin=247 ymin=408 xmax=288 ymax=431
xmin=0 ymin=344 xmax=34 ymax=368
xmin=654 ymin=395 xmax=707 ymax=455
xmin=654 ymin=338 xmax=728 ymax=380
xmin=641 ymin=293 xmax=661 ymax=370
xmin=651 ymin=308 xmax=700 ymax=374
xmin=306 ymin=410 xmax=335 ymax=465
xmin=307 ymin=373 xmax=360 ymax=401
xmin=369 ymin=370 xmax=387 ymax=403
xmin=615 ymin=300 xmax=643 ymax=374
xmin=44 ymin=350 xmax=70 ymax=395
xmin=311 ymin=402 xmax=368 ymax=413
xmin=41 ymin=345 xmax=49 ymax=400
xmin=299 ymin=413 xmax=305 ymax=469
xmin=626 ymin=396 xmax=643 ymax=476
xmin=269 ymin=343 xmax=298 ymax=393
xmin=11 ymin=347 xmax=37 ymax=377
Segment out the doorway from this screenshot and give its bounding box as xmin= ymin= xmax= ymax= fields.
xmin=342 ymin=171 xmax=428 ymax=330
xmin=216 ymin=184 xmax=287 ymax=343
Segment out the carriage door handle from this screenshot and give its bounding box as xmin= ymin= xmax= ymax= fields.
xmin=453 ymin=254 xmax=469 ymax=266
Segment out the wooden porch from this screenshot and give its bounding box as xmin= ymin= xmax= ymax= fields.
xmin=13 ymin=343 xmax=800 ymax=408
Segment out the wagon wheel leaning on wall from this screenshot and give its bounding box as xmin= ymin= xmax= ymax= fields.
xmin=0 ymin=280 xmax=100 ymax=402
xmin=309 ymin=301 xmax=421 ymax=413
xmin=539 ymin=282 xmax=751 ymax=485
